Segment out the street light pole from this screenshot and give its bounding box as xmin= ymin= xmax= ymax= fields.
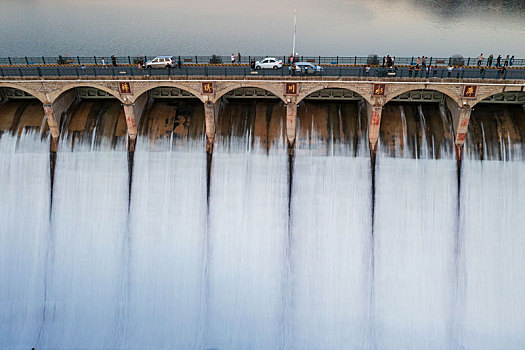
xmin=292 ymin=9 xmax=297 ymax=57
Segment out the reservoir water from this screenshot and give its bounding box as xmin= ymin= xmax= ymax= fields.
xmin=1 ymin=0 xmax=525 ymax=56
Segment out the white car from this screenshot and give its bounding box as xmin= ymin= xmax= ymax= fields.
xmin=145 ymin=56 xmax=174 ymax=68
xmin=289 ymin=62 xmax=324 ymax=75
xmin=255 ymin=57 xmax=283 ymax=69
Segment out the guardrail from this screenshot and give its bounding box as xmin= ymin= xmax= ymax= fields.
xmin=1 ymin=65 xmax=524 ymax=80
xmin=0 ymin=55 xmax=523 ymax=67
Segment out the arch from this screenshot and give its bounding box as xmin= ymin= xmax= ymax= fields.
xmin=0 ymin=83 xmax=47 ymax=103
xmin=214 ymin=83 xmax=286 ymax=103
xmin=131 ymin=82 xmax=204 ymax=104
xmin=384 ymin=85 xmax=462 ymax=108
xmin=297 ymin=83 xmax=371 ymax=105
xmin=48 ymin=82 xmax=124 ymax=104
xmin=472 ymin=89 xmax=525 ymax=107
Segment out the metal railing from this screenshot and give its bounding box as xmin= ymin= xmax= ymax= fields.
xmin=1 ymin=65 xmax=524 ymax=80
xmin=0 ymin=55 xmax=524 ymax=67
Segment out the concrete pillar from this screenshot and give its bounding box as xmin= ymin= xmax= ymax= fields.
xmin=286 ymin=102 xmax=297 ymax=146
xmin=367 ymin=102 xmax=383 ymax=152
xmin=123 ymin=103 xmax=138 ymax=140
xmin=43 ymin=104 xmax=61 ymax=139
xmin=42 ymin=89 xmax=77 ymax=139
xmin=204 ymin=101 xmax=219 ymax=142
xmin=445 ymin=97 xmax=472 ymax=146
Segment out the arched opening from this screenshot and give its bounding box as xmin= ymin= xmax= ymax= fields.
xmin=380 ymin=89 xmax=456 ymax=159
xmin=136 ymin=86 xmax=205 ymax=145
xmin=296 ymin=88 xmax=368 ymax=156
xmin=56 ymin=86 xmax=127 ymax=150
xmin=0 ymin=87 xmax=46 ymax=137
xmin=215 ymin=87 xmax=286 ymax=154
xmin=465 ymin=91 xmax=525 ymax=161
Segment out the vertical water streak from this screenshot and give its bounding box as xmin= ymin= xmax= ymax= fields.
xmin=0 ymin=133 xmax=50 ymax=349
xmin=126 ymin=137 xmax=207 ymax=348
xmin=204 ymin=133 xmax=288 ymax=349
xmin=374 ymin=104 xmax=457 ymax=349
xmin=290 ymin=103 xmax=372 ymax=348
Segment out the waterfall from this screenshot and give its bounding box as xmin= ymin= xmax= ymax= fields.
xmin=0 ymin=132 xmax=49 ymax=348
xmin=125 ymin=137 xmax=208 ymax=349
xmin=203 ymin=135 xmax=289 ymax=349
xmin=1 ymin=99 xmax=525 ymax=349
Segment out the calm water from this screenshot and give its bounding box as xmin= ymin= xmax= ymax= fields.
xmin=1 ymin=0 xmax=524 ymax=57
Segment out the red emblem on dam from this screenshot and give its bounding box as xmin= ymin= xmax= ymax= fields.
xmin=118 ymin=82 xmax=132 ymax=94
xmin=372 ymin=84 xmax=385 ymax=96
xmin=202 ymin=82 xmax=214 ymax=94
xmin=463 ymin=85 xmax=478 ymax=98
xmin=285 ymin=83 xmax=298 ymax=95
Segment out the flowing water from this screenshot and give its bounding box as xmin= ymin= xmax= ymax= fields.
xmin=1 ymin=99 xmax=525 ymax=349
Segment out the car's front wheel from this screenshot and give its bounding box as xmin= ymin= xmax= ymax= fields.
xmin=256 ymin=66 xmax=261 ymax=70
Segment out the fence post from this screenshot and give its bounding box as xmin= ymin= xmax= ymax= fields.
xmin=339 ymin=67 xmax=342 ymax=77
xmin=25 ymin=57 xmax=29 ymax=65
xmin=319 ymin=56 xmax=321 ymax=64
xmin=128 ymin=56 xmax=131 ymax=65
xmin=8 ymin=57 xmax=12 ymax=65
xmin=94 ymin=56 xmax=98 ymax=65
xmin=195 ymin=56 xmax=198 ymax=64
xmin=77 ymin=56 xmax=81 ymax=65
xmin=76 ymin=68 xmax=79 ymax=77
xmin=467 ymin=57 xmax=470 ymax=66
xmin=429 ymin=57 xmax=433 ymax=66
xmin=57 ymin=67 xmax=60 ymax=77
xmin=19 ymin=67 xmax=23 ymax=77
xmin=0 ymin=67 xmax=4 ymax=77
xmin=186 ymin=67 xmax=189 ymax=77
xmin=337 ymin=56 xmax=339 ymax=65
xmin=38 ymin=67 xmax=42 ymax=77
xmin=112 ymin=68 xmax=115 ymax=77
xmin=42 ymin=56 xmax=46 ymax=65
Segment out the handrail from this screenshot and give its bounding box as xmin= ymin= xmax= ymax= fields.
xmin=0 ymin=61 xmax=524 ymax=80
xmin=0 ymin=55 xmax=523 ymax=68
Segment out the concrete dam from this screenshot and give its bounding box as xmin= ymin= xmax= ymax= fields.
xmin=1 ymin=78 xmax=525 ymax=349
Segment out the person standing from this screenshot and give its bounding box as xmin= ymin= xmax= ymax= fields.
xmin=238 ymin=52 xmax=241 ymax=63
xmin=510 ymin=55 xmax=514 ymax=66
xmin=231 ymin=54 xmax=235 ymax=64
xmin=177 ymin=57 xmax=182 ymax=68
xmin=101 ymin=57 xmax=107 ymax=68
xmin=477 ymin=53 xmax=484 ymax=67
xmin=496 ymin=55 xmax=501 ymax=67
xmin=504 ymin=55 xmax=509 ymax=67
xmin=111 ymin=55 xmax=117 ymax=66
xmin=422 ymin=56 xmax=427 ymax=69
xmin=487 ymin=54 xmax=493 ymax=67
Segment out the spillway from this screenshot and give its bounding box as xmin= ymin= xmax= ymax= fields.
xmin=1 ymin=97 xmax=525 ymax=349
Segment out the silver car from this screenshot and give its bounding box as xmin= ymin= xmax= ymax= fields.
xmin=145 ymin=56 xmax=174 ymax=69
xmin=289 ymin=62 xmax=324 ymax=75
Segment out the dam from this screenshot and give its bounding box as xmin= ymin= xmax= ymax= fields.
xmin=1 ymin=74 xmax=525 ymax=349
